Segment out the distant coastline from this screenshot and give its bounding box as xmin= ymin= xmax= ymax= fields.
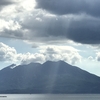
xmin=0 ymin=96 xmax=7 ymax=97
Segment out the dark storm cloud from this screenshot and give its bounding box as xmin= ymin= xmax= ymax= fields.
xmin=1 ymin=13 xmax=100 ymax=44
xmin=0 ymin=28 xmax=24 ymax=40
xmin=22 ymin=0 xmax=100 ymax=44
xmin=36 ymin=0 xmax=100 ymax=17
xmin=21 ymin=15 xmax=100 ymax=44
xmin=0 ymin=0 xmax=15 ymax=10
xmin=67 ymin=18 xmax=100 ymax=44
xmin=1 ymin=11 xmax=100 ymax=44
xmin=0 ymin=0 xmax=14 ymax=5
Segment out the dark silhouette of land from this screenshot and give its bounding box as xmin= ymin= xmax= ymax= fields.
xmin=0 ymin=61 xmax=100 ymax=93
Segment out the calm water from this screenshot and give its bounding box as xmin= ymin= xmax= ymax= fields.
xmin=0 ymin=94 xmax=100 ymax=100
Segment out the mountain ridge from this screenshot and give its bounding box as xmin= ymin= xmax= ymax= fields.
xmin=0 ymin=60 xmax=100 ymax=93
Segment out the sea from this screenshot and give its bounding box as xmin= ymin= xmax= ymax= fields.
xmin=0 ymin=94 xmax=100 ymax=100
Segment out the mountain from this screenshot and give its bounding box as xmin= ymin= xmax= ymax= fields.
xmin=0 ymin=60 xmax=100 ymax=93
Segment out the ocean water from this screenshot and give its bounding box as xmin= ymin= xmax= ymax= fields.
xmin=0 ymin=94 xmax=100 ymax=100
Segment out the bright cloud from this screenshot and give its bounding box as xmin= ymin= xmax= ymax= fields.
xmin=96 ymin=52 xmax=100 ymax=62
xmin=39 ymin=46 xmax=82 ymax=64
xmin=0 ymin=42 xmax=17 ymax=62
xmin=0 ymin=42 xmax=82 ymax=65
xmin=0 ymin=19 xmax=21 ymax=31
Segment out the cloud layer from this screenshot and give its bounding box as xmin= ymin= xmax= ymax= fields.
xmin=36 ymin=0 xmax=100 ymax=17
xmin=0 ymin=42 xmax=81 ymax=65
xmin=0 ymin=0 xmax=100 ymax=45
xmin=0 ymin=0 xmax=15 ymax=6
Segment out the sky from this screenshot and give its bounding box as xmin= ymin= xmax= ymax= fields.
xmin=1 ymin=0 xmax=100 ymax=76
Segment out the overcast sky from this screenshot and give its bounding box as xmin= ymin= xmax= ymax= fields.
xmin=0 ymin=0 xmax=100 ymax=76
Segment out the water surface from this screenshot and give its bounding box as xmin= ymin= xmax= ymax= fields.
xmin=0 ymin=94 xmax=100 ymax=100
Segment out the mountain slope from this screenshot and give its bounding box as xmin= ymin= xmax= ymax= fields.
xmin=0 ymin=61 xmax=100 ymax=93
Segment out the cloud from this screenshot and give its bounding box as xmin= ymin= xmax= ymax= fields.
xmin=1 ymin=11 xmax=100 ymax=44
xmin=66 ymin=16 xmax=100 ymax=44
xmin=0 ymin=42 xmax=45 ymax=64
xmin=20 ymin=14 xmax=100 ymax=44
xmin=0 ymin=0 xmax=16 ymax=10
xmin=40 ymin=45 xmax=82 ymax=64
xmin=0 ymin=42 xmax=17 ymax=62
xmin=1 ymin=12 xmax=100 ymax=44
xmin=19 ymin=53 xmax=45 ymax=65
xmin=1 ymin=0 xmax=100 ymax=45
xmin=96 ymin=52 xmax=100 ymax=62
xmin=0 ymin=42 xmax=81 ymax=65
xmin=0 ymin=0 xmax=14 ymax=6
xmin=36 ymin=0 xmax=100 ymax=17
